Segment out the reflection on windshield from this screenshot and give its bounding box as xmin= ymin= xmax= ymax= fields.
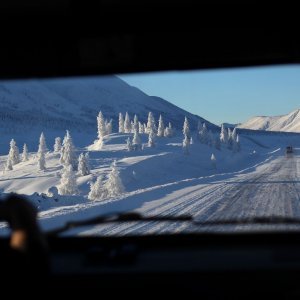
xmin=1 ymin=67 xmax=300 ymax=235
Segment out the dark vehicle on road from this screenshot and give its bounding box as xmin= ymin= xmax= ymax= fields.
xmin=286 ymin=146 xmax=293 ymax=155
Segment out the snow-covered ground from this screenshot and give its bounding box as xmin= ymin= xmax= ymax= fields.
xmin=238 ymin=108 xmax=300 ymax=132
xmin=1 ymin=131 xmax=300 ymax=235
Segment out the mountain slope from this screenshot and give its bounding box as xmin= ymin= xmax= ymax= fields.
xmin=238 ymin=109 xmax=300 ymax=132
xmin=0 ymin=76 xmax=218 ymax=153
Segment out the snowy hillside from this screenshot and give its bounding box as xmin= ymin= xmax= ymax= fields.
xmin=0 ymin=76 xmax=217 ymax=154
xmin=238 ymin=108 xmax=300 ymax=132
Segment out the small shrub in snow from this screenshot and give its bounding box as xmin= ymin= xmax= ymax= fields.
xmin=211 ymin=153 xmax=217 ymax=169
xmin=57 ymin=165 xmax=78 ymax=195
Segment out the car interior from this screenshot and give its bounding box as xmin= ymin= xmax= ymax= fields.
xmin=2 ymin=2 xmax=300 ymax=298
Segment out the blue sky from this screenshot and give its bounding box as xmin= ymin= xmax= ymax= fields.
xmin=119 ymin=65 xmax=300 ymax=125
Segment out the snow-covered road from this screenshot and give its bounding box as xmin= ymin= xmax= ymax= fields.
xmin=76 ymin=151 xmax=300 ymax=235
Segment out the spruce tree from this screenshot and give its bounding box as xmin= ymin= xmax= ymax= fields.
xmin=54 ymin=137 xmax=62 ymax=152
xmin=22 ymin=143 xmax=28 ymax=162
xmin=8 ymin=139 xmax=20 ymax=165
xmin=119 ymin=112 xmax=125 ymax=133
xmin=104 ymin=161 xmax=125 ymax=197
xmin=157 ymin=114 xmax=165 ymax=137
xmin=58 ymin=165 xmax=78 ymax=195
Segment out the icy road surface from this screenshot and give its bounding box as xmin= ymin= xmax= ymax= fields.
xmin=64 ymin=151 xmax=300 ymax=235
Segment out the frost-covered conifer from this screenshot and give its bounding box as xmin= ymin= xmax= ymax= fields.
xmin=139 ymin=121 xmax=144 ymax=134
xmin=8 ymin=139 xmax=20 ymax=165
xmin=233 ymin=134 xmax=241 ymax=152
xmin=119 ymin=113 xmax=124 ymax=133
xmin=220 ymin=124 xmax=228 ymax=144
xmin=22 ymin=143 xmax=28 ymax=162
xmin=104 ymin=161 xmax=125 ymax=197
xmin=78 ymin=152 xmax=90 ymax=176
xmin=60 ymin=130 xmax=76 ymax=169
xmin=132 ymin=130 xmax=142 ymax=150
xmin=182 ymin=117 xmax=191 ymax=139
xmin=148 ymin=129 xmax=156 ymax=147
xmin=57 ymin=165 xmax=78 ymax=195
xmin=157 ymin=114 xmax=165 ymax=137
xmin=146 ymin=112 xmax=156 ymax=134
xmin=88 ymin=175 xmax=106 ymax=200
xmin=199 ymin=123 xmax=208 ymax=144
xmin=164 ymin=122 xmax=174 ymax=137
xmin=124 ymin=112 xmax=131 ymax=133
xmin=54 ymin=137 xmax=62 ymax=152
xmin=5 ymin=157 xmax=13 ymax=171
xmin=133 ymin=114 xmax=139 ymax=133
xmin=183 ymin=135 xmax=190 ymax=155
xmin=106 ymin=119 xmax=113 ymax=135
xmin=126 ymin=137 xmax=133 ymax=151
xmin=97 ymin=111 xmax=106 ymax=139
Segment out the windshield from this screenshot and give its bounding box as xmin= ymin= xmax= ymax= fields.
xmin=1 ymin=65 xmax=300 ymax=235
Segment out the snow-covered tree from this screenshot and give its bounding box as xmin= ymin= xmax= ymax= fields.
xmin=157 ymin=114 xmax=165 ymax=137
xmin=227 ymin=128 xmax=233 ymax=149
xmin=231 ymin=127 xmax=237 ymax=142
xmin=22 ymin=143 xmax=28 ymax=162
xmin=54 ymin=137 xmax=62 ymax=152
xmin=37 ymin=133 xmax=47 ymax=170
xmin=104 ymin=161 xmax=125 ymax=197
xmin=190 ymin=137 xmax=194 ymax=145
xmin=199 ymin=123 xmax=208 ymax=144
xmin=88 ymin=175 xmax=107 ymax=200
xmin=126 ymin=137 xmax=133 ymax=151
xmin=38 ymin=132 xmax=48 ymax=153
xmin=143 ymin=123 xmax=147 ymax=133
xmin=57 ymin=165 xmax=78 ymax=195
xmin=133 ymin=114 xmax=139 ymax=133
xmin=37 ymin=150 xmax=46 ymax=171
xmin=182 ymin=117 xmax=191 ymax=139
xmin=8 ymin=139 xmax=19 ymax=165
xmin=211 ymin=153 xmax=217 ymax=169
xmin=124 ymin=112 xmax=131 ymax=133
xmin=97 ymin=111 xmax=106 ymax=139
xmin=132 ymin=130 xmax=142 ymax=150
xmin=105 ymin=119 xmax=113 ymax=135
xmin=60 ymin=130 xmax=77 ymax=169
xmin=233 ymin=134 xmax=241 ymax=152
xmin=146 ymin=112 xmax=156 ymax=134
xmin=164 ymin=122 xmax=174 ymax=137
xmin=118 ymin=113 xmax=124 ymax=133
xmin=78 ymin=153 xmax=90 ymax=176
xmin=220 ymin=124 xmax=228 ymax=144
xmin=5 ymin=157 xmax=13 ymax=171
xmin=148 ymin=129 xmax=156 ymax=147
xmin=139 ymin=121 xmax=144 ymax=134
xmin=183 ymin=135 xmax=190 ymax=155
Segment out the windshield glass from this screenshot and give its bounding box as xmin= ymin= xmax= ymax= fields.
xmin=1 ymin=65 xmax=300 ymax=235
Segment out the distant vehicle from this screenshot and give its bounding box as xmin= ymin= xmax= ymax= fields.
xmin=286 ymin=146 xmax=293 ymax=155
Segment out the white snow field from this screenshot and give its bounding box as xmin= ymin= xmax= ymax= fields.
xmin=238 ymin=108 xmax=300 ymax=132
xmin=1 ymin=131 xmax=300 ymax=236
